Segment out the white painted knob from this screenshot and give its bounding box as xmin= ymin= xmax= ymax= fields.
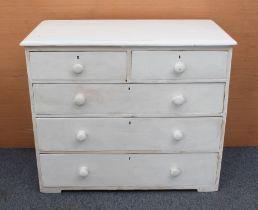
xmin=76 ymin=130 xmax=87 ymax=142
xmin=170 ymin=167 xmax=181 ymax=177
xmin=173 ymin=130 xmax=184 ymax=141
xmin=172 ymin=94 xmax=185 ymax=106
xmin=72 ymin=63 xmax=84 ymax=74
xmin=79 ymin=166 xmax=89 ymax=177
xmin=74 ymin=93 xmax=86 ymax=106
xmin=174 ymin=61 xmax=186 ymax=73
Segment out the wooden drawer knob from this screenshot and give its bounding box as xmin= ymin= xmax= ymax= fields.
xmin=174 ymin=61 xmax=186 ymax=73
xmin=72 ymin=63 xmax=84 ymax=74
xmin=74 ymin=93 xmax=86 ymax=106
xmin=76 ymin=130 xmax=87 ymax=142
xmin=170 ymin=167 xmax=181 ymax=177
xmin=172 ymin=94 xmax=185 ymax=106
xmin=79 ymin=166 xmax=89 ymax=177
xmin=173 ymin=130 xmax=184 ymax=141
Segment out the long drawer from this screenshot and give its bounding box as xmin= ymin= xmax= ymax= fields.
xmin=36 ymin=117 xmax=222 ymax=152
xmin=40 ymin=154 xmax=218 ymax=188
xmin=132 ymin=51 xmax=228 ymax=81
xmin=33 ymin=83 xmax=225 ymax=115
xmin=29 ymin=52 xmax=127 ymax=81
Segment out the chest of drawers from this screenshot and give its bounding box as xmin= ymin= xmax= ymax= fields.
xmin=20 ymin=20 xmax=236 ymax=193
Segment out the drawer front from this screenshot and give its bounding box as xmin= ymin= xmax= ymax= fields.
xmin=37 ymin=117 xmax=222 ymax=152
xmin=40 ymin=154 xmax=218 ymax=188
xmin=132 ymin=51 xmax=228 ymax=80
xmin=29 ymin=52 xmax=127 ymax=81
xmin=33 ymin=83 xmax=225 ymax=115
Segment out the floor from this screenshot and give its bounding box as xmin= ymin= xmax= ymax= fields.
xmin=0 ymin=148 xmax=257 ymax=210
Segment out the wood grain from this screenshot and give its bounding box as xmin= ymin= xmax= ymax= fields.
xmin=0 ymin=0 xmax=257 ymax=147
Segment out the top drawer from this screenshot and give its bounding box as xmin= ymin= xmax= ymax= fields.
xmin=131 ymin=51 xmax=228 ymax=81
xmin=29 ymin=52 xmax=127 ymax=81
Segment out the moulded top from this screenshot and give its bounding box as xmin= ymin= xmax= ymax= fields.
xmin=20 ymin=20 xmax=237 ymax=47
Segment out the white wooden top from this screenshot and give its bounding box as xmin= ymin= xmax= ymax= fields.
xmin=20 ymin=20 xmax=236 ymax=47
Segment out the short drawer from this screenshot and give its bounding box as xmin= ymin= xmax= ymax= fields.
xmin=33 ymin=83 xmax=225 ymax=116
xmin=132 ymin=51 xmax=228 ymax=81
xmin=40 ymin=153 xmax=218 ymax=188
xmin=29 ymin=52 xmax=127 ymax=81
xmin=36 ymin=117 xmax=222 ymax=152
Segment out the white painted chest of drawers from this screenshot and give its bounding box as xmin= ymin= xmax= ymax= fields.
xmin=20 ymin=20 xmax=236 ymax=193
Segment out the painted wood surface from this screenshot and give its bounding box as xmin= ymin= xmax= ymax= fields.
xmin=40 ymin=153 xmax=218 ymax=188
xmin=36 ymin=117 xmax=222 ymax=152
xmin=20 ymin=20 xmax=236 ymax=46
xmin=29 ymin=51 xmax=127 ymax=81
xmin=0 ymin=0 xmax=257 ymax=147
xmin=132 ymin=51 xmax=228 ymax=80
xmin=33 ymin=83 xmax=225 ymax=115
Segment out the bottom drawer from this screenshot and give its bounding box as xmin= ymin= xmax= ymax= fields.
xmin=40 ymin=154 xmax=218 ymax=188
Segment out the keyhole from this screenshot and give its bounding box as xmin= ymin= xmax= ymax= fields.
xmin=128 ymin=87 xmax=130 ymax=90
xmin=77 ymin=56 xmax=80 ymax=59
xmin=179 ymin=55 xmax=181 ymax=59
xmin=129 ymin=157 xmax=131 ymax=160
xmin=129 ymin=121 xmax=131 ymax=125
